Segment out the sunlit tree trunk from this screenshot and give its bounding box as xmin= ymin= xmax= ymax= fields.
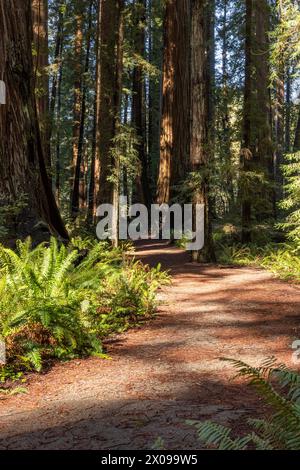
xmin=157 ymin=0 xmax=191 ymax=204
xmin=190 ymin=0 xmax=215 ymax=262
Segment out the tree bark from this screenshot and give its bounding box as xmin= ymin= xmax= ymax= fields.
xmin=32 ymin=0 xmax=50 ymax=168
xmin=0 ymin=0 xmax=68 ymax=243
xmin=88 ymin=0 xmax=102 ymax=222
xmin=131 ymin=0 xmax=152 ymax=208
xmin=71 ymin=0 xmax=93 ymax=216
xmin=157 ymin=0 xmax=191 ymax=204
xmin=240 ymin=0 xmax=254 ymax=243
xmin=97 ymin=0 xmax=124 ymax=206
xmin=190 ymin=0 xmax=215 ymax=262
xmin=70 ymin=0 xmax=84 ymax=216
xmin=49 ymin=2 xmax=64 ymax=143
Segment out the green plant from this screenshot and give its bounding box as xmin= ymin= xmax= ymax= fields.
xmin=216 ymin=242 xmax=300 ymax=282
xmin=0 ymin=237 xmax=168 ymax=375
xmin=97 ymin=262 xmax=170 ymax=336
xmin=278 ymin=152 xmax=300 ymax=245
xmin=190 ymin=358 xmax=300 ymax=450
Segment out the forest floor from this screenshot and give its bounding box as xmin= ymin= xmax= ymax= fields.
xmin=0 ymin=241 xmax=300 ymax=450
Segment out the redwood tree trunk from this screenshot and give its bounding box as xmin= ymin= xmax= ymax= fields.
xmin=88 ymin=0 xmax=102 ymax=222
xmin=32 ymin=0 xmax=50 ymax=168
xmin=157 ymin=0 xmax=191 ymax=204
xmin=240 ymin=0 xmax=254 ymax=243
xmin=0 ymin=0 xmax=68 ymax=243
xmin=131 ymin=0 xmax=152 ymax=208
xmin=96 ymin=0 xmax=124 ymax=206
xmin=71 ymin=0 xmax=93 ymax=216
xmin=190 ymin=0 xmax=215 ymax=262
xmin=71 ymin=1 xmax=84 ymax=216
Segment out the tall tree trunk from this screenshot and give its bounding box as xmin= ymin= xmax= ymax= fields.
xmin=88 ymin=0 xmax=102 ymax=222
xmin=274 ymin=1 xmax=285 ymax=206
xmin=241 ymin=0 xmax=273 ymax=242
xmin=70 ymin=1 xmax=84 ymax=216
xmin=221 ymin=0 xmax=234 ymax=208
xmin=71 ymin=0 xmax=93 ymax=216
xmin=55 ymin=45 xmax=63 ymax=204
xmin=190 ymin=0 xmax=215 ymax=262
xmin=97 ymin=0 xmax=124 ymax=206
xmin=111 ymin=0 xmax=124 ymax=246
xmin=132 ymin=0 xmax=152 ymax=208
xmin=49 ymin=2 xmax=64 ymax=143
xmin=0 ymin=0 xmax=68 ymax=242
xmin=240 ymin=0 xmax=254 ymax=243
xmin=148 ymin=0 xmax=163 ymax=193
xmin=254 ymin=0 xmax=273 ymax=177
xmin=157 ymin=0 xmax=191 ymax=204
xmin=32 ymin=0 xmax=50 ymax=168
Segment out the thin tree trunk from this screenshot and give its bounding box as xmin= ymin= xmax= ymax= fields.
xmin=71 ymin=0 xmax=93 ymax=216
xmin=111 ymin=0 xmax=124 ymax=247
xmin=240 ymin=0 xmax=253 ymax=243
xmin=49 ymin=2 xmax=64 ymax=143
xmin=221 ymin=0 xmax=234 ymax=208
xmin=190 ymin=0 xmax=215 ymax=263
xmin=88 ymin=0 xmax=102 ymax=222
xmin=274 ymin=1 xmax=285 ymax=205
xmin=32 ymin=0 xmax=50 ymax=168
xmin=131 ymin=0 xmax=152 ymax=208
xmin=55 ymin=50 xmax=63 ymax=204
xmin=70 ymin=1 xmax=84 ymax=216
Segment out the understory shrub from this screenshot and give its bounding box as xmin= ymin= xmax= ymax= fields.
xmin=216 ymin=242 xmax=300 ymax=282
xmin=190 ymin=358 xmax=300 ymax=450
xmin=0 ymin=238 xmax=168 ymax=373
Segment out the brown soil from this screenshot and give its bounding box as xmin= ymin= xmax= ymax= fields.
xmin=0 ymin=241 xmax=299 ymax=450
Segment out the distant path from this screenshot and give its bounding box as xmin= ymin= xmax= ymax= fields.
xmin=0 ymin=241 xmax=299 ymax=450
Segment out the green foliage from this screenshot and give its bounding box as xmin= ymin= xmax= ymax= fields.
xmin=271 ymin=0 xmax=300 ymax=75
xmin=0 ymin=238 xmax=167 ymax=374
xmin=217 ymin=242 xmax=300 ymax=282
xmin=109 ymin=123 xmax=140 ymax=187
xmin=190 ymin=358 xmax=300 ymax=450
xmin=97 ymin=262 xmax=169 ymax=335
xmin=278 ymin=152 xmax=300 ymax=244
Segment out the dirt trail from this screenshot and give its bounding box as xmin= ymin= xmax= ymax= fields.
xmin=0 ymin=241 xmax=299 ymax=450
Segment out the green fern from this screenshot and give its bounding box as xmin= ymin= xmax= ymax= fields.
xmin=0 ymin=237 xmax=167 ymax=373
xmin=191 ymin=358 xmax=300 ymax=450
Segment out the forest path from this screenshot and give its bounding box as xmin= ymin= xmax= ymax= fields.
xmin=0 ymin=241 xmax=300 ymax=450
